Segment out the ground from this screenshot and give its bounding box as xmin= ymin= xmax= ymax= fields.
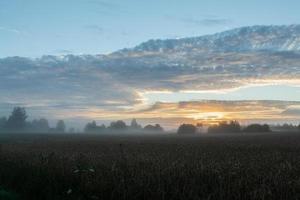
xmin=0 ymin=132 xmax=300 ymax=200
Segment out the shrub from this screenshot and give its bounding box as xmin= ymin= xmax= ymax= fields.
xmin=109 ymin=120 xmax=127 ymax=130
xmin=208 ymin=121 xmax=241 ymax=134
xmin=243 ymin=124 xmax=271 ymax=133
xmin=177 ymin=124 xmax=196 ymax=135
xmin=144 ymin=124 xmax=164 ymax=132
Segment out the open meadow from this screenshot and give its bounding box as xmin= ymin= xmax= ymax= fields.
xmin=1 ymin=133 xmax=300 ymax=199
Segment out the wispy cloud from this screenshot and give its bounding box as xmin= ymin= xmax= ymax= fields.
xmin=165 ymin=15 xmax=232 ymax=27
xmin=281 ymin=106 xmax=300 ymax=116
xmin=88 ymin=0 xmax=119 ymax=9
xmin=132 ymin=100 xmax=300 ymax=123
xmin=85 ymin=25 xmax=104 ymax=34
xmin=183 ymin=18 xmax=232 ymax=27
xmin=54 ymin=49 xmax=74 ymax=54
xmin=87 ymin=0 xmax=126 ymax=16
xmin=0 ymin=26 xmax=22 ymax=34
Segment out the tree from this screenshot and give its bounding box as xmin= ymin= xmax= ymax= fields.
xmin=196 ymin=123 xmax=203 ymax=128
xmin=144 ymin=124 xmax=164 ymax=132
xmin=298 ymin=124 xmax=300 ymax=131
xmin=84 ymin=121 xmax=97 ymax=133
xmin=243 ymin=124 xmax=271 ymax=133
xmin=229 ymin=120 xmax=241 ymax=132
xmin=0 ymin=117 xmax=7 ymax=131
xmin=6 ymin=107 xmax=27 ymax=131
xmin=109 ymin=120 xmax=127 ymax=130
xmin=208 ymin=121 xmax=241 ymax=134
xmin=177 ymin=124 xmax=196 ymax=135
xmin=130 ymin=119 xmax=142 ymax=130
xmin=31 ymin=118 xmax=49 ymax=132
xmin=68 ymin=128 xmax=75 ymax=133
xmin=154 ymin=124 xmax=163 ymax=132
xmin=56 ymin=120 xmax=66 ymax=133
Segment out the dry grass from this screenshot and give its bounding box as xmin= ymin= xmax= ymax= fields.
xmin=0 ymin=133 xmax=300 ymax=200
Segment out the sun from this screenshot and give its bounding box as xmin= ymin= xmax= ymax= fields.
xmin=191 ymin=112 xmax=225 ymax=120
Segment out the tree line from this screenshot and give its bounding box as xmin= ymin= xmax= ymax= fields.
xmin=177 ymin=121 xmax=277 ymax=134
xmin=0 ymin=107 xmax=66 ymax=133
xmin=0 ymin=107 xmax=164 ymax=134
xmin=84 ymin=119 xmax=164 ymax=133
xmin=1 ymin=107 xmax=300 ymax=134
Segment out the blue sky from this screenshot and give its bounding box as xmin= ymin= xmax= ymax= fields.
xmin=1 ymin=0 xmax=300 ymax=57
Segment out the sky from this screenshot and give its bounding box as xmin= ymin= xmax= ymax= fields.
xmin=1 ymin=0 xmax=300 ymax=130
xmin=1 ymin=0 xmax=300 ymax=57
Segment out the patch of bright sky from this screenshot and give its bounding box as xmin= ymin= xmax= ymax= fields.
xmin=143 ymin=85 xmax=300 ymax=104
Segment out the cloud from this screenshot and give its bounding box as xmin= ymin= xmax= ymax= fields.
xmin=181 ymin=18 xmax=232 ymax=27
xmin=87 ymin=0 xmax=119 ymax=9
xmin=54 ymin=49 xmax=74 ymax=54
xmin=1 ymin=28 xmax=300 ymax=127
xmin=0 ymin=56 xmax=142 ymax=119
xmin=85 ymin=25 xmax=104 ymax=34
xmin=0 ymin=50 xmax=300 ymax=119
xmin=0 ymin=26 xmax=22 ymax=34
xmin=87 ymin=0 xmax=126 ymax=16
xmin=165 ymin=15 xmax=232 ymax=27
xmin=133 ymin=100 xmax=300 ymax=122
xmin=100 ymin=50 xmax=300 ymax=93
xmin=281 ymin=106 xmax=300 ymax=116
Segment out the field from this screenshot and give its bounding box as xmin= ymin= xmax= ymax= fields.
xmin=1 ymin=133 xmax=300 ymax=200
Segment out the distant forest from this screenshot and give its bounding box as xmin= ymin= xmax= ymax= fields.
xmin=0 ymin=107 xmax=300 ymax=134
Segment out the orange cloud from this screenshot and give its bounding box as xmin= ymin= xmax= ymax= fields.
xmin=53 ymin=100 xmax=300 ymax=129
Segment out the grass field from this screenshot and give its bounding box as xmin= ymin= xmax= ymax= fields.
xmin=1 ymin=132 xmax=300 ymax=200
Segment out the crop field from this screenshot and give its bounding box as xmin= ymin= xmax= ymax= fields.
xmin=1 ymin=133 xmax=300 ymax=200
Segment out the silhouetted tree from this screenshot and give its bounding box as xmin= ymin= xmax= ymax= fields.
xmin=243 ymin=124 xmax=271 ymax=133
xmin=68 ymin=127 xmax=75 ymax=133
xmin=196 ymin=123 xmax=203 ymax=128
xmin=31 ymin=118 xmax=49 ymax=132
xmin=263 ymin=124 xmax=270 ymax=132
xmin=130 ymin=119 xmax=142 ymax=130
xmin=154 ymin=124 xmax=163 ymax=132
xmin=229 ymin=120 xmax=241 ymax=132
xmin=196 ymin=123 xmax=205 ymax=133
xmin=177 ymin=124 xmax=196 ymax=135
xmin=144 ymin=124 xmax=164 ymax=132
xmin=99 ymin=124 xmax=106 ymax=129
xmin=84 ymin=121 xmax=106 ymax=133
xmin=208 ymin=121 xmax=241 ymax=134
xmin=56 ymin=120 xmax=66 ymax=133
xmin=84 ymin=121 xmax=97 ymax=133
xmin=109 ymin=120 xmax=127 ymax=130
xmin=6 ymin=107 xmax=27 ymax=131
xmin=272 ymin=123 xmax=298 ymax=132
xmin=298 ymin=124 xmax=300 ymax=131
xmin=281 ymin=123 xmax=296 ymax=131
xmin=0 ymin=117 xmax=7 ymax=131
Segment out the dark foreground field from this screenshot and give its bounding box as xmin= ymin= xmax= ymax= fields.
xmin=1 ymin=133 xmax=300 ymax=200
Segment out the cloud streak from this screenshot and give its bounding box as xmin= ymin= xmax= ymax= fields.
xmin=165 ymin=15 xmax=232 ymax=27
xmin=84 ymin=25 xmax=105 ymax=34
xmin=87 ymin=0 xmax=127 ymax=16
xmin=0 ymin=50 xmax=300 ymax=123
xmin=132 ymin=100 xmax=300 ymax=123
xmin=0 ymin=26 xmax=22 ymax=34
xmin=181 ymin=18 xmax=232 ymax=27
